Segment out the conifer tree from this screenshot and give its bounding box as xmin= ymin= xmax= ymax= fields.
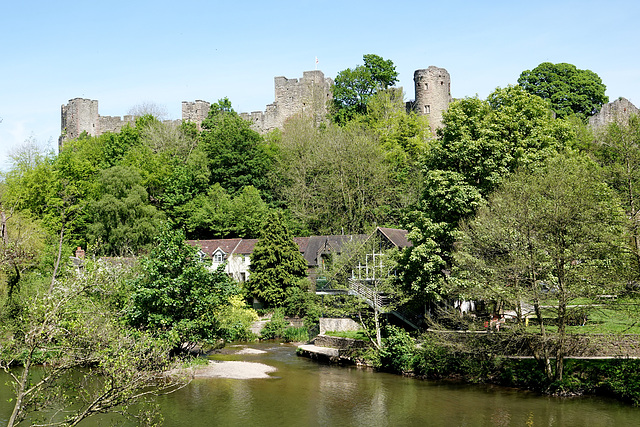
xmin=248 ymin=211 xmax=307 ymax=307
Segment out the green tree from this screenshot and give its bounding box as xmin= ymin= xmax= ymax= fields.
xmin=433 ymin=86 xmax=574 ymax=197
xmin=397 ymin=86 xmax=573 ymax=305
xmin=200 ymin=98 xmax=274 ymax=198
xmin=247 ymin=211 xmax=307 ymax=307
xmin=276 ymin=117 xmax=394 ymax=234
xmin=127 ymin=225 xmax=238 ymax=349
xmin=396 ymin=171 xmax=483 ymax=304
xmin=592 ymin=114 xmax=640 ymax=276
xmin=182 ymin=184 xmax=270 ymax=239
xmin=0 ymin=208 xmax=45 ymax=301
xmin=518 ymin=62 xmax=608 ymax=120
xmin=1 ymin=260 xmax=185 ymax=427
xmin=331 ymin=54 xmax=399 ymax=124
xmin=454 ymin=154 xmax=628 ymax=381
xmin=360 ymin=90 xmax=431 ymax=211
xmin=86 ymin=166 xmax=164 ymax=256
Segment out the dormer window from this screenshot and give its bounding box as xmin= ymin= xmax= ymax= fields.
xmin=213 ymin=250 xmax=225 ymax=263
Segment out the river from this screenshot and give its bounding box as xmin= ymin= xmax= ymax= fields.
xmin=2 ymin=341 xmax=639 ymax=426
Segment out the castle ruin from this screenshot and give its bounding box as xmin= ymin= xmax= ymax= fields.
xmin=412 ymin=66 xmax=452 ymax=131
xmin=59 ymin=98 xmax=137 ymax=145
xmin=60 ymin=67 xmax=451 ymax=147
xmin=588 ymin=97 xmax=639 ymax=130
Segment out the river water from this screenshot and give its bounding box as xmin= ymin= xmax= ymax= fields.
xmin=2 ymin=341 xmax=639 ymax=426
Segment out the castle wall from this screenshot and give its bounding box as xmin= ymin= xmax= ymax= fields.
xmin=413 ymin=66 xmax=451 ymax=132
xmin=242 ymin=70 xmax=333 ymax=133
xmin=60 ymin=98 xmax=99 ymax=142
xmin=60 ymin=67 xmax=450 ymax=147
xmin=182 ymin=100 xmax=211 ymax=130
xmin=98 ymin=115 xmax=136 ymax=135
xmin=589 ymin=97 xmax=639 ymax=130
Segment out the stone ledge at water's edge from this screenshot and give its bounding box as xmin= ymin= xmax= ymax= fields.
xmin=297 ymin=334 xmax=371 ymax=365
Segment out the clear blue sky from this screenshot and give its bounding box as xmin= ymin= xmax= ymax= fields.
xmin=1 ymin=0 xmax=638 ymax=170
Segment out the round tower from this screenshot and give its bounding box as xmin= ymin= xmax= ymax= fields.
xmin=414 ymin=66 xmax=451 ymax=131
xmin=59 ymin=98 xmax=99 ymax=149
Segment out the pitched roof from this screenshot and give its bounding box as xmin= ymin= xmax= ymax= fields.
xmin=377 ymin=227 xmax=412 ymax=249
xmin=186 ymin=239 xmax=242 ymax=258
xmin=186 ymin=228 xmax=412 ymax=266
xmin=234 ymin=239 xmax=258 ymax=255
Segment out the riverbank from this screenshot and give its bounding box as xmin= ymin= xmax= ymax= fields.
xmin=298 ymin=332 xmax=640 ymax=406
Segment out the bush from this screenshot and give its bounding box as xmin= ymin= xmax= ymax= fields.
xmin=282 ymin=326 xmax=309 ymax=343
xmin=581 ymin=359 xmax=640 ymax=405
xmin=412 ymin=336 xmax=454 ymax=379
xmin=215 ymin=295 xmax=259 ymax=342
xmin=378 ymin=326 xmax=416 ymax=374
xmin=260 ymin=309 xmax=290 ymax=339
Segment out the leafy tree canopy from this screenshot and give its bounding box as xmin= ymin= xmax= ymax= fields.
xmin=331 ymin=54 xmax=399 ymax=125
xmin=397 ymin=86 xmax=575 ymax=303
xmin=591 ymin=114 xmax=640 ymax=275
xmin=454 ymin=154 xmax=628 ymax=380
xmin=200 ymin=98 xmax=275 ymax=199
xmin=127 ymin=224 xmax=238 ymax=348
xmin=87 ymin=165 xmax=164 ymax=256
xmin=182 ymin=184 xmax=270 ymax=239
xmin=276 ymin=117 xmax=396 ymax=234
xmin=518 ymin=62 xmax=608 ymax=120
xmin=433 ymin=85 xmax=574 ymax=197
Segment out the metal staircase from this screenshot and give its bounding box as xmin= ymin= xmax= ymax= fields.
xmin=347 ymin=279 xmax=419 ymax=330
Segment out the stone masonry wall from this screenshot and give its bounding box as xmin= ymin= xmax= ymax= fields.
xmin=589 ymin=97 xmax=639 ymax=130
xmin=413 ymin=66 xmax=452 ymax=132
xmin=240 ymin=70 xmax=333 ymax=133
xmin=60 ymin=67 xmax=450 ymax=147
xmin=182 ymin=100 xmax=211 ymax=130
xmin=319 ymin=317 xmax=360 ymax=335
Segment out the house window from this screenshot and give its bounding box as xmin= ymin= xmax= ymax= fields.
xmin=213 ymin=252 xmax=224 ymax=263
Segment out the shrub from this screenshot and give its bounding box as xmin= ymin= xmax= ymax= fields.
xmin=378 ymin=325 xmax=416 ymax=374
xmin=282 ymin=326 xmax=309 ymax=343
xmin=260 ymin=308 xmax=289 ymax=339
xmin=215 ymin=295 xmax=259 ymax=342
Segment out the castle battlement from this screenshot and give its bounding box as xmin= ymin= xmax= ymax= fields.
xmin=60 ymin=67 xmax=453 ymax=147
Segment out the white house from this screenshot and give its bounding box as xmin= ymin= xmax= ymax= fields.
xmin=187 ymin=227 xmax=413 ymax=284
xmin=188 ymin=238 xmax=256 ymax=282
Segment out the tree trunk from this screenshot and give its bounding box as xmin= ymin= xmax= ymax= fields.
xmin=7 ymin=355 xmax=31 ymax=427
xmin=533 ymin=302 xmax=553 ymax=380
xmin=555 ymin=298 xmax=567 ymax=382
xmin=49 ymin=224 xmax=64 ymax=294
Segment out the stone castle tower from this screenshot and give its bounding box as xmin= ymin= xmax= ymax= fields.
xmin=413 ymin=66 xmax=452 ymax=131
xmin=588 ymin=97 xmax=639 ymax=130
xmin=239 ymin=70 xmax=333 ymax=132
xmin=60 ymin=67 xmax=451 ymax=146
xmin=59 ymin=98 xmax=137 ymax=147
xmin=60 ymin=98 xmax=99 ymax=141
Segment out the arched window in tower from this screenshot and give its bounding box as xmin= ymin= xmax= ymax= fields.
xmin=425 ymin=83 xmax=429 ymax=90
xmin=424 ymin=105 xmax=430 ymax=114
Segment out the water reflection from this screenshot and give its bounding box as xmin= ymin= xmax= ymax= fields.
xmin=2 ymin=342 xmax=639 ymax=426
